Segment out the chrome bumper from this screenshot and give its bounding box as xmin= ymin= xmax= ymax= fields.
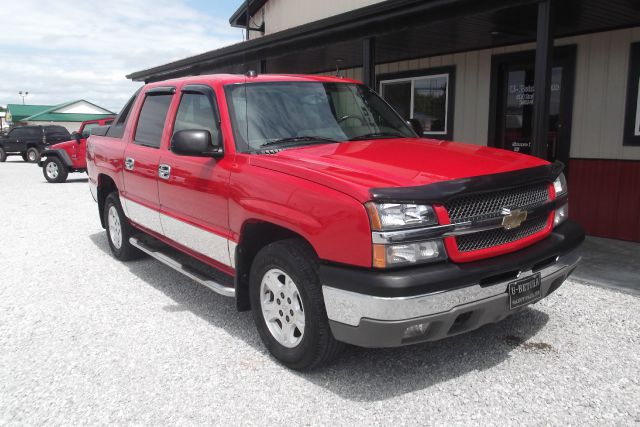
xmin=322 ymin=247 xmax=581 ymax=328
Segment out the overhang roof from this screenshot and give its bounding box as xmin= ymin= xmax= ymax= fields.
xmin=128 ymin=0 xmax=640 ymax=83
xmin=23 ymin=100 xmax=115 ymax=121
xmin=230 ymin=0 xmax=268 ymax=28
xmin=23 ymin=113 xmax=116 ymax=123
xmin=6 ymin=104 xmax=53 ymax=122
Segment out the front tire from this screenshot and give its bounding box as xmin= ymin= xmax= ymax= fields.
xmin=0 ymin=147 xmax=6 ymax=162
xmin=42 ymin=157 xmax=68 ymax=183
xmin=103 ymin=193 xmax=143 ymax=261
xmin=249 ymin=239 xmax=343 ymax=370
xmin=26 ymin=147 xmax=39 ymax=163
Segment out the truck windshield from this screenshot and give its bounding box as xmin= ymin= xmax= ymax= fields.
xmin=225 ymin=82 xmax=416 ymax=152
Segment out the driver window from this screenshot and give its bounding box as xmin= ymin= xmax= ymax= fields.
xmin=326 ymin=85 xmax=376 ymax=138
xmin=10 ymin=128 xmax=25 ymax=139
xmin=173 ymin=93 xmax=219 ymax=142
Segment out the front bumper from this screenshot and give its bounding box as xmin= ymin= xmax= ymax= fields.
xmin=321 ymin=220 xmax=584 ymax=348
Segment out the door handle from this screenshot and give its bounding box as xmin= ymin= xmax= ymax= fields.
xmin=124 ymin=157 xmax=135 ymax=171
xmin=158 ymin=164 xmax=171 ymax=180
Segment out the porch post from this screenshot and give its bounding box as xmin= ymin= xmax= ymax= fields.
xmin=531 ymin=0 xmax=555 ymax=159
xmin=257 ymin=59 xmax=267 ymax=74
xmin=363 ymin=37 xmax=376 ymax=89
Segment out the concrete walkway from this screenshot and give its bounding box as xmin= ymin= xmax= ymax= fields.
xmin=573 ymin=236 xmax=640 ymax=295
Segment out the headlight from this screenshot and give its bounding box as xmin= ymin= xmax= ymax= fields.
xmin=553 ymin=173 xmax=568 ymax=197
xmin=365 ymin=202 xmax=437 ymax=231
xmin=373 ymin=240 xmax=446 ymax=268
xmin=554 ymin=203 xmax=568 ymax=227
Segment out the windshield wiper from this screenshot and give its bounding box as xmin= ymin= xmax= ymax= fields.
xmin=259 ymin=136 xmax=339 ymax=148
xmin=348 ymin=132 xmax=407 ymax=141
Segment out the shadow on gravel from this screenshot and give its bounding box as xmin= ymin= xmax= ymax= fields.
xmin=4 ymin=159 xmax=32 ymax=163
xmin=89 ymin=232 xmax=550 ymax=402
xmin=39 ymin=178 xmax=89 ymax=184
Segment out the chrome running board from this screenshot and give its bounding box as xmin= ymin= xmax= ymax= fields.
xmin=130 ymin=236 xmax=235 ymax=298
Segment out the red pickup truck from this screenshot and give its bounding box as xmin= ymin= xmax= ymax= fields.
xmin=40 ymin=118 xmax=115 ymax=183
xmin=87 ymin=74 xmax=584 ymax=370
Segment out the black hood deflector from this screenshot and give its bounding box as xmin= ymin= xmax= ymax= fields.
xmin=370 ymin=161 xmax=564 ymax=203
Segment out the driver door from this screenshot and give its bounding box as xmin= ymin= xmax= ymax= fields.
xmin=4 ymin=128 xmax=25 ymax=152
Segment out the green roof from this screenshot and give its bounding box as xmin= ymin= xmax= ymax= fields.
xmin=6 ymin=104 xmax=53 ymax=122
xmin=23 ymin=113 xmax=116 ymax=122
xmin=7 ymin=100 xmax=116 ymax=123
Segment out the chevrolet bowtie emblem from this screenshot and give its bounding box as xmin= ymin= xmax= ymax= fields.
xmin=501 ymin=208 xmax=527 ymax=230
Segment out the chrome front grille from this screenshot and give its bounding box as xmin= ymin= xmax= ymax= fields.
xmin=444 ymin=182 xmax=551 ymax=254
xmin=455 ymin=215 xmax=549 ymax=252
xmin=445 ymin=183 xmax=550 ymax=224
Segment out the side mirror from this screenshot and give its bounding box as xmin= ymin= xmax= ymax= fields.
xmin=171 ymin=129 xmax=223 ymax=158
xmin=73 ymin=132 xmax=82 ymax=143
xmin=407 ymin=119 xmax=424 ymax=137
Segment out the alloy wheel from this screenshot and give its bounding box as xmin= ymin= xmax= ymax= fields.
xmin=107 ymin=205 xmax=123 ymax=249
xmin=46 ymin=162 xmax=59 ymax=179
xmin=260 ymin=268 xmax=306 ymax=348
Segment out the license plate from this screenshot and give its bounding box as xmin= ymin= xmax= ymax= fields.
xmin=508 ymin=273 xmax=542 ymax=310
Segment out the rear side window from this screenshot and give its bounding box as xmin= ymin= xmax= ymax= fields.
xmin=173 ymin=93 xmax=219 ymax=141
xmin=24 ymin=127 xmax=42 ymax=138
xmin=134 ymin=94 xmax=173 ymax=148
xmin=44 ymin=126 xmax=70 ymax=137
xmin=106 ymin=90 xmax=140 ymax=138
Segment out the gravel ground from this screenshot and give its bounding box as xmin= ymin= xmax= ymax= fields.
xmin=0 ymin=160 xmax=638 ymax=426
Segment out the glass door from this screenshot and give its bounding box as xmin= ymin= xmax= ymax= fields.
xmin=490 ymin=47 xmax=576 ymax=165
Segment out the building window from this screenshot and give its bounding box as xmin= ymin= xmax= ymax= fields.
xmin=624 ymin=42 xmax=640 ymax=146
xmin=379 ymin=66 xmax=455 ymax=140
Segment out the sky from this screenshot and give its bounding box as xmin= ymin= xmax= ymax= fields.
xmin=0 ymin=0 xmax=246 ymax=112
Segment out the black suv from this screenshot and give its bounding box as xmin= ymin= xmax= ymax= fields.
xmin=0 ymin=125 xmax=71 ymax=163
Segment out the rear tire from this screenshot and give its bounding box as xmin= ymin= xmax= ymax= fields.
xmin=21 ymin=153 xmax=28 ymax=162
xmin=249 ymin=239 xmax=344 ymax=370
xmin=0 ymin=148 xmax=6 ymax=162
xmin=26 ymin=147 xmax=39 ymax=163
xmin=104 ymin=192 xmax=143 ymax=261
xmin=42 ymin=157 xmax=68 ymax=183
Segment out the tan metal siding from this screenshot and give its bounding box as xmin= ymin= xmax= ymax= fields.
xmin=258 ymin=0 xmax=387 ymax=37
xmin=335 ymin=27 xmax=640 ymax=159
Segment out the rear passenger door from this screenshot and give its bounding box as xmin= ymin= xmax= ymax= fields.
xmin=157 ymin=84 xmax=232 ymax=268
xmin=121 ymin=87 xmax=175 ymax=236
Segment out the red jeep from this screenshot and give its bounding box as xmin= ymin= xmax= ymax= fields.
xmin=40 ymin=118 xmax=114 ymax=183
xmin=87 ymin=75 xmax=584 ymax=370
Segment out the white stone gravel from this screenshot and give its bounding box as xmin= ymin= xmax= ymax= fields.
xmin=0 ymin=160 xmax=638 ymax=426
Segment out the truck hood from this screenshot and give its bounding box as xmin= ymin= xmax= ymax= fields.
xmin=249 ymin=138 xmax=548 ymax=203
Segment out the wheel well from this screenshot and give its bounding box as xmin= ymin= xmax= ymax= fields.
xmin=97 ymin=174 xmax=117 ymax=228
xmin=235 ymin=221 xmax=314 ymax=311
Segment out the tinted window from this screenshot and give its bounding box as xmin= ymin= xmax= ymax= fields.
xmin=9 ymin=128 xmax=27 ymax=138
xmin=9 ymin=127 xmax=43 ymax=138
xmin=106 ymin=90 xmax=140 ymax=138
xmin=134 ymin=94 xmax=173 ymax=148
xmin=24 ymin=127 xmax=42 ymax=138
xmin=225 ymin=82 xmax=414 ymax=152
xmin=44 ymin=126 xmax=70 ymax=138
xmin=173 ymin=93 xmax=219 ymax=142
xmin=82 ymin=123 xmax=100 ymax=137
